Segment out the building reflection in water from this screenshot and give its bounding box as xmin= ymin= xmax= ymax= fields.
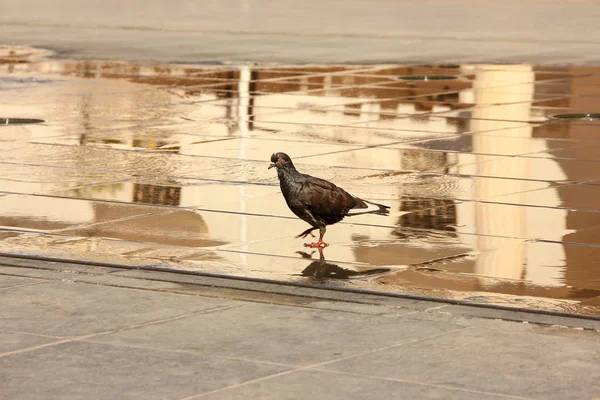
xmin=0 ymin=59 xmax=583 ymax=294
xmin=537 ymin=70 xmax=600 ymax=292
xmin=459 ymin=65 xmax=566 ymax=285
xmin=397 ymin=197 xmax=457 ymax=237
xmin=470 ymin=65 xmax=534 ymax=281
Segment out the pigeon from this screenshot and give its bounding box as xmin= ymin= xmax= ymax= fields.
xmin=269 ymin=152 xmax=390 ymax=248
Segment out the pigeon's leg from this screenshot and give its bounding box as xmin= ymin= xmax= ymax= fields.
xmin=304 ymin=227 xmax=329 ymax=248
xmin=296 ymin=227 xmax=317 ymax=239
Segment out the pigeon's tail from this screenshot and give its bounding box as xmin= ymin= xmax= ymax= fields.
xmin=363 ymin=199 xmax=391 ymax=216
xmin=349 ymin=197 xmax=390 ymax=216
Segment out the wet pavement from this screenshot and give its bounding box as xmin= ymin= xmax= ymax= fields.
xmin=3 ymin=0 xmax=600 ymax=65
xmin=2 ymin=259 xmax=599 ymax=400
xmin=3 ymin=46 xmax=600 ymax=315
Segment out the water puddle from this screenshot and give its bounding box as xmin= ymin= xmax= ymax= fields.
xmin=2 ymin=47 xmax=600 ymax=315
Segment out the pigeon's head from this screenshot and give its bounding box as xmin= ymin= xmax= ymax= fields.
xmin=269 ymin=152 xmax=295 ymax=170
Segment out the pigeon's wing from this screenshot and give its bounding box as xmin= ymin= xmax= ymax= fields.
xmin=298 ymin=175 xmax=358 ymax=223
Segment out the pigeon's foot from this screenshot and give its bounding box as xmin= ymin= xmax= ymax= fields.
xmin=296 ymin=232 xmax=315 ymax=239
xmin=296 ymin=227 xmax=317 ymax=239
xmin=304 ymin=241 xmax=329 ymax=248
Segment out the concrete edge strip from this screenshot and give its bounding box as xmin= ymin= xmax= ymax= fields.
xmin=0 ymin=252 xmax=599 ymax=330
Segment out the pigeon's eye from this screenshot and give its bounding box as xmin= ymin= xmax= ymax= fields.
xmin=278 ymin=157 xmax=285 ymax=163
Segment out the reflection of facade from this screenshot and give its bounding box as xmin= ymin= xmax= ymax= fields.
xmin=470 ymin=65 xmax=534 ymax=281
xmin=455 ymin=65 xmax=567 ymax=285
xmin=397 ymin=198 xmax=457 ymax=234
xmin=540 ymin=69 xmax=600 ymax=290
xmin=0 ymin=60 xmax=472 ymax=264
xmin=90 ymin=204 xmax=224 ymax=247
xmin=399 ymin=148 xmax=459 ymax=173
xmin=0 ymin=59 xmax=582 ymax=291
xmin=133 ymin=183 xmax=181 ymax=206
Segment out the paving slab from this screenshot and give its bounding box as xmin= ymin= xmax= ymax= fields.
xmin=0 ymin=266 xmax=599 ymax=399
xmin=0 ymin=341 xmax=291 ymax=400
xmin=321 ymin=319 xmax=600 ymax=400
xmin=199 ymin=369 xmax=518 ymax=400
xmin=87 ymin=302 xmax=468 ymax=366
xmin=0 ymin=280 xmax=239 ymax=338
xmin=0 ymin=274 xmax=45 ymax=289
xmin=0 ymin=263 xmax=119 ymax=282
xmin=0 ymin=331 xmax=59 ymax=354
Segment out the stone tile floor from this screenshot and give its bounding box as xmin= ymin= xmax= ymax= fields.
xmin=2 ymin=47 xmax=600 ymax=315
xmin=1 ymin=262 xmax=599 ymax=400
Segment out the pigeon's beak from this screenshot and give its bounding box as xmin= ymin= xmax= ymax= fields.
xmin=268 ymin=163 xmax=276 ymax=170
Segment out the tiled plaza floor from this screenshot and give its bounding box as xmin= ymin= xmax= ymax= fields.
xmin=1 ymin=259 xmax=599 ymax=400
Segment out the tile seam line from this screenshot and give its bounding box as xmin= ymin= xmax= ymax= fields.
xmin=254 ymin=113 xmax=529 ymax=130
xmin=0 ymin=157 xmax=577 ymax=187
xmin=49 ymin=208 xmax=182 ymax=234
xmin=0 ymin=212 xmax=552 ymax=244
xmin=1 ymin=65 xmax=588 ymax=98
xmin=344 ymin=97 xmax=565 ymax=124
xmin=0 ymin=279 xmax=49 ymax=291
xmin=0 ymin=329 xmax=63 ymax=339
xmin=0 ymin=266 xmax=430 ymax=315
xmin=0 ymin=206 xmax=595 ymax=245
xmin=2 ymin=252 xmax=600 ymax=323
xmin=77 ymin=338 xmax=298 ymax=369
xmin=147 ymin=65 xmax=402 ymax=95
xmin=19 ymin=134 xmax=592 ymax=165
xmin=0 ymin=188 xmax=580 ymax=216
xmin=0 ymin=166 xmax=596 ymax=197
xmin=0 ymin=304 xmax=241 ymax=358
xmin=4 ymin=266 xmax=600 ymax=331
xmin=176 ymin=327 xmax=471 ymax=400
xmin=0 ymin=179 xmax=142 ymax=202
xmin=2 ymin=197 xmax=598 ymax=247
xmin=13 ymin=100 xmax=554 ymax=134
xmin=0 ymin=268 xmax=125 ymax=283
xmin=306 ymin=93 xmax=570 ymax=115
xmin=311 ymin=368 xmax=536 ymax=400
xmin=72 ymin=278 xmax=427 ymax=318
xmin=292 ymin=144 xmax=600 ymax=171
xmin=292 ymin=135 xmax=461 ymax=161
xmin=25 ymin=130 xmax=597 ymax=172
xmin=245 ymin=76 xmax=582 ymax=94
xmin=246 ymin=93 xmax=469 ymax=119
xmin=158 ymin=93 xmax=569 ymax=125
xmin=2 ymin=106 xmax=548 ymax=137
xmin=216 ymin=80 xmax=574 ymax=110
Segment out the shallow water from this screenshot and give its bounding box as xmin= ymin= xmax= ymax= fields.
xmin=2 ymin=47 xmax=600 ymax=315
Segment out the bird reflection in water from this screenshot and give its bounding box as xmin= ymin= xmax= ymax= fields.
xmin=297 ymin=248 xmax=391 ymax=280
